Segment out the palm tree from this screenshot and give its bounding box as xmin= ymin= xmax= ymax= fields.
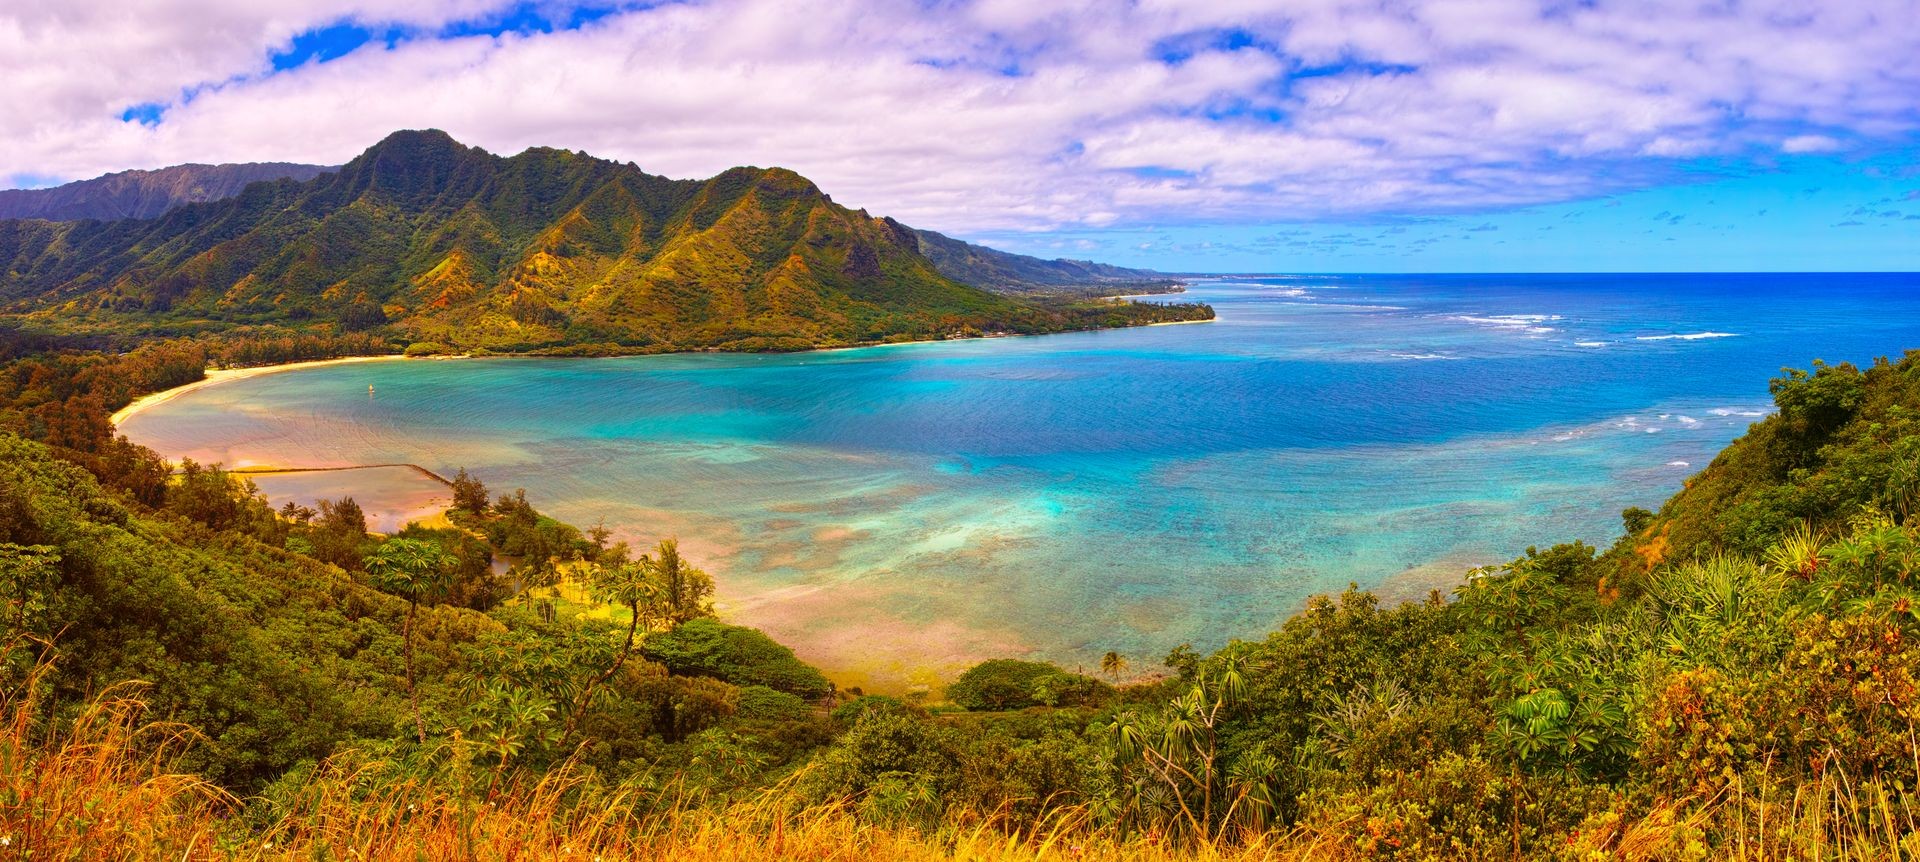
xmin=365 ymin=538 xmax=455 ymax=743
xmin=1101 ymin=650 xmax=1128 ymax=681
xmin=1102 ymin=656 xmax=1256 ymax=839
xmin=652 ymin=538 xmax=714 ymax=626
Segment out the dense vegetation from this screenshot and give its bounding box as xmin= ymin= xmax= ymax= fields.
xmin=0 ymin=130 xmax=1211 ymax=354
xmin=7 ymin=335 xmax=1920 ymax=859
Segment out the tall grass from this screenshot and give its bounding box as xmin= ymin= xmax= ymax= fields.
xmin=1578 ymin=772 xmax=1920 ymax=861
xmin=0 ymin=657 xmax=232 ymax=860
xmin=5 ymin=661 xmax=1919 ymax=861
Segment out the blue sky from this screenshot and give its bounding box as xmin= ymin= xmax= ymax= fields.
xmin=982 ymin=150 xmax=1920 ymax=272
xmin=4 ymin=0 xmax=1918 ymax=272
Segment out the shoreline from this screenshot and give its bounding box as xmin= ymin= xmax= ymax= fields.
xmin=110 ymin=354 xmax=415 ymax=427
xmin=107 ymin=321 xmax=1224 ymax=692
xmin=1143 ymin=317 xmax=1215 ymax=327
xmin=227 ymin=462 xmax=454 ymax=484
xmin=110 ymin=311 xmax=1222 ymax=428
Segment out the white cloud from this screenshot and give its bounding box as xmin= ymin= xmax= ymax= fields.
xmin=1781 ymin=134 xmax=1843 ymax=153
xmin=2 ymin=0 xmax=1918 ymax=232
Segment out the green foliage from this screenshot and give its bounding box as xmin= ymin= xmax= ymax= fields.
xmin=734 ymin=685 xmax=813 ymax=722
xmin=645 ymin=538 xmax=714 ymax=626
xmin=1295 ymin=751 xmax=1606 ymax=859
xmin=364 ymin=537 xmax=457 ymax=742
xmin=1648 ymin=353 xmax=1920 ymax=558
xmin=449 ymin=467 xmax=489 ymax=513
xmin=294 ymin=496 xmax=372 ymax=570
xmin=830 ymin=694 xmax=920 ymax=724
xmin=392 ymin=523 xmax=509 ymax=611
xmin=164 ymin=459 xmax=287 ymax=544
xmin=945 ymin=658 xmax=1105 ymax=711
xmin=1029 ymin=670 xmax=1114 ymax=708
xmin=0 ymin=541 xmax=59 ymax=685
xmin=641 ymin=618 xmax=832 ymax=699
xmin=364 ymin=537 xmax=456 ymax=602
xmin=1770 ymin=359 xmax=1866 ymax=441
xmin=0 ymin=433 xmax=405 ymax=789
xmin=798 ymin=709 xmax=963 ymax=816
xmin=476 ymin=488 xmax=591 ymax=580
xmin=1102 ymin=657 xmax=1285 ymax=837
xmin=904 ymin=225 xmax=1175 ymax=294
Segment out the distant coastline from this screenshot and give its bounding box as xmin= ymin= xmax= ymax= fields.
xmin=109 ymin=354 xmax=415 ymax=427
xmin=110 ymin=308 xmax=1220 ymax=430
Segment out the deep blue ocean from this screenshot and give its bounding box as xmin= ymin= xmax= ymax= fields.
xmin=122 ymin=273 xmax=1920 ymax=687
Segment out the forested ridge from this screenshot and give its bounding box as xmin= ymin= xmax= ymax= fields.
xmin=6 ymin=330 xmax=1920 ymax=859
xmin=0 ymin=130 xmax=1210 ymax=355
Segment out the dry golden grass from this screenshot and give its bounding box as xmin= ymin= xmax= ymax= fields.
xmin=0 ymin=660 xmax=1296 ymax=862
xmin=0 ymin=664 xmax=233 ymax=861
xmin=6 ymin=659 xmax=1920 ymax=862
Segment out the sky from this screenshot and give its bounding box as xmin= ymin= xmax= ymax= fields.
xmin=3 ymin=0 xmax=1918 ymax=272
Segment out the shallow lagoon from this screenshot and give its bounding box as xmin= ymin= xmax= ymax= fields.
xmin=122 ymin=274 xmax=1920 ymax=688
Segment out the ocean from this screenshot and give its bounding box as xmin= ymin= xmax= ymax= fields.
xmin=119 ymin=273 xmax=1920 ymax=688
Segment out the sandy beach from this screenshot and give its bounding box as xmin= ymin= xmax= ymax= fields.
xmin=1142 ymin=317 xmax=1216 ymax=327
xmin=109 ymin=354 xmax=415 ymax=427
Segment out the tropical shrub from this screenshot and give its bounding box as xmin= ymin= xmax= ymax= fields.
xmin=641 ymin=618 xmax=832 ymax=699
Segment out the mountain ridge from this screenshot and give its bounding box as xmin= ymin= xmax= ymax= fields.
xmin=2 ymin=147 xmax=1173 ymax=297
xmin=0 ymin=162 xmax=334 ymax=221
xmin=0 ymin=130 xmax=1208 ymax=352
xmin=902 ymin=225 xmax=1174 ymax=295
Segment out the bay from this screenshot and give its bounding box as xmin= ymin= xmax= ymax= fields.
xmin=120 ymin=273 xmax=1920 ymax=689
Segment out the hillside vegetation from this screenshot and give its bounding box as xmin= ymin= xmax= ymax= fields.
xmin=0 ymin=131 xmax=1210 ymax=353
xmin=6 ymin=155 xmax=1179 ymax=298
xmin=6 ymin=331 xmax=1920 ymax=858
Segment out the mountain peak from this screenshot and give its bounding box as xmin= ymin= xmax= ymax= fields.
xmin=350 ymin=129 xmax=479 ymax=171
xmin=364 ymin=128 xmax=467 ymax=156
xmin=337 ymin=129 xmax=488 ymax=204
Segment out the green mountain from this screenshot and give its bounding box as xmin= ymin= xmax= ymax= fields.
xmin=4 ymin=160 xmax=1172 ymax=297
xmin=0 ymin=131 xmax=1208 ymax=352
xmin=903 ymin=226 xmax=1176 ymax=295
xmin=0 ymin=162 xmax=333 ymax=221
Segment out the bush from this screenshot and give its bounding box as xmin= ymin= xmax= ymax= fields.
xmin=735 ymin=685 xmax=812 ymax=722
xmin=641 ymin=619 xmax=832 ymax=699
xmin=945 ymin=659 xmax=1098 ymax=711
xmin=831 ymin=694 xmax=921 ymax=724
xmin=1297 ymin=751 xmax=1605 ymax=859
xmin=1637 ymin=668 xmax=1756 ymax=798
xmin=797 ymin=710 xmax=963 ymax=813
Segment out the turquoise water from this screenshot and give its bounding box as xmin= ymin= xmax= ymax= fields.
xmin=121 ymin=274 xmax=1920 ymax=687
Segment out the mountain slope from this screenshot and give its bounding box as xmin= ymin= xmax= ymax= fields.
xmin=903 ymin=225 xmax=1176 ymax=294
xmin=0 ymin=131 xmax=1209 ymax=352
xmin=5 ymin=158 xmax=1173 ymax=297
xmin=0 ymin=163 xmax=333 ymax=221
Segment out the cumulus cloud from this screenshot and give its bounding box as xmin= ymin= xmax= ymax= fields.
xmin=3 ymin=0 xmax=1920 ymax=232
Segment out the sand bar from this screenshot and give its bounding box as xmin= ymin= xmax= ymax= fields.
xmin=110 ymin=354 xmax=414 ymax=427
